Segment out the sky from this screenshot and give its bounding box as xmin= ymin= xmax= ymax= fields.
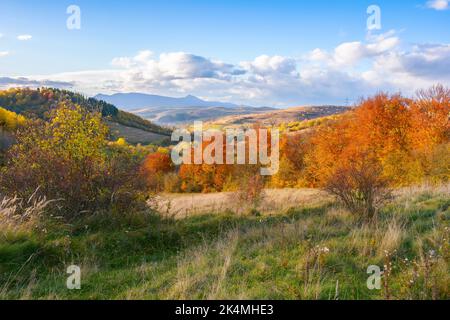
xmin=0 ymin=0 xmax=449 ymax=107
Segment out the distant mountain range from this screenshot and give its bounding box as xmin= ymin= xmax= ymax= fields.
xmin=93 ymin=93 xmax=348 ymax=127
xmin=94 ymin=93 xmax=245 ymax=110
xmin=94 ymin=93 xmax=274 ymax=125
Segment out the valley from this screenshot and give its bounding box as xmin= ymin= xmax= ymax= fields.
xmin=95 ymin=92 xmax=348 ymax=127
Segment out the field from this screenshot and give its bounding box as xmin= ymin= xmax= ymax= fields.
xmin=203 ymin=106 xmax=349 ymax=130
xmin=1 ymin=185 xmax=448 ymax=300
xmin=153 ymin=188 xmax=332 ymax=218
xmin=107 ymin=121 xmax=170 ymax=145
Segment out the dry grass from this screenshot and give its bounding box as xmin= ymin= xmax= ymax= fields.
xmin=154 ymin=183 xmax=450 ymax=219
xmin=378 ymin=219 xmax=405 ymax=256
xmin=154 ymin=188 xmax=332 ymax=218
xmin=394 ymin=183 xmax=450 ymax=201
xmin=0 ymin=192 xmax=53 ymax=232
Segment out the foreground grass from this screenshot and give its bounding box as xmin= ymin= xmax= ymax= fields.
xmin=0 ymin=186 xmax=448 ymax=300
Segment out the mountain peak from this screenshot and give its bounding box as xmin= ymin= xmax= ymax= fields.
xmin=94 ymin=92 xmax=245 ymax=110
xmin=184 ymin=94 xmax=203 ymax=102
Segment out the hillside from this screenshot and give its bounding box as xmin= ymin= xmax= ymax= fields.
xmin=134 ymin=105 xmax=275 ymax=125
xmin=204 ymin=105 xmax=350 ymax=130
xmin=0 ymin=88 xmax=171 ymax=144
xmin=106 ymin=121 xmax=172 ymax=145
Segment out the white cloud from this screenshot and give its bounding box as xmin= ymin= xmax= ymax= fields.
xmin=308 ymin=48 xmax=328 ymax=61
xmin=17 ymin=34 xmax=32 ymax=41
xmin=0 ymin=51 xmax=9 ymax=57
xmin=240 ymin=55 xmax=297 ymax=76
xmin=369 ymin=44 xmax=450 ymax=81
xmin=0 ymin=33 xmax=3 ymax=39
xmin=4 ymin=30 xmax=449 ymax=106
xmin=426 ymin=0 xmax=449 ymax=10
xmin=308 ymin=31 xmax=400 ymax=67
xmin=112 ymin=50 xmax=244 ymax=81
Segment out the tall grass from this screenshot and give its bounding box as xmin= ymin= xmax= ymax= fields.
xmin=0 ymin=191 xmax=54 ymax=232
xmin=0 ymin=185 xmax=448 ymax=300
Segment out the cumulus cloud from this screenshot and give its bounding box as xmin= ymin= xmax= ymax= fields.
xmin=17 ymin=34 xmax=32 ymax=41
xmin=307 ymin=31 xmax=400 ymax=67
xmin=240 ymin=55 xmax=298 ymax=76
xmin=381 ymin=44 xmax=450 ymax=79
xmin=0 ymin=51 xmax=9 ymax=57
xmin=6 ymin=30 xmax=450 ymax=106
xmin=112 ymin=50 xmax=244 ymax=81
xmin=426 ymin=0 xmax=449 ymax=10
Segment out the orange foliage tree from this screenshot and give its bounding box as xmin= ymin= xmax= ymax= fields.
xmin=303 ymin=87 xmax=449 ymax=188
xmin=178 ymin=126 xmax=275 ymax=193
xmin=141 ymin=152 xmax=174 ymax=191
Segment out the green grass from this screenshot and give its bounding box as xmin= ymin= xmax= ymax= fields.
xmin=0 ymin=188 xmax=448 ymax=300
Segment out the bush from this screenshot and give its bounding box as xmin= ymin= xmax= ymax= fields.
xmin=324 ymin=156 xmax=392 ymax=220
xmin=427 ymin=143 xmax=450 ymax=183
xmin=236 ymin=174 xmax=265 ymax=214
xmin=163 ymin=173 xmax=182 ymax=193
xmin=0 ymin=105 xmax=147 ymax=218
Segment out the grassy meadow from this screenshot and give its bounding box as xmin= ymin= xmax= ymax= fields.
xmin=1 ymin=185 xmax=448 ymax=300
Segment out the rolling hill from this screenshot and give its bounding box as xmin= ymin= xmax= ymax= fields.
xmin=133 ymin=105 xmax=275 ymax=125
xmin=0 ymin=88 xmax=171 ymax=145
xmin=203 ymin=105 xmax=350 ymax=130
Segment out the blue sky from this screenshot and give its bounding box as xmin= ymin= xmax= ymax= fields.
xmin=0 ymin=0 xmax=449 ymax=106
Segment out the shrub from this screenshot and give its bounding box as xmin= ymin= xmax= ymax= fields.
xmin=0 ymin=105 xmax=147 ymax=218
xmin=427 ymin=143 xmax=450 ymax=183
xmin=324 ymin=156 xmax=392 ymax=220
xmin=236 ymin=174 xmax=265 ymax=214
xmin=163 ymin=172 xmax=182 ymax=193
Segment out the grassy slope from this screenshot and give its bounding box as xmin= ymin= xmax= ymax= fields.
xmin=107 ymin=121 xmax=170 ymax=145
xmin=0 ymin=186 xmax=448 ymax=300
xmin=0 ymin=88 xmax=171 ymax=144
